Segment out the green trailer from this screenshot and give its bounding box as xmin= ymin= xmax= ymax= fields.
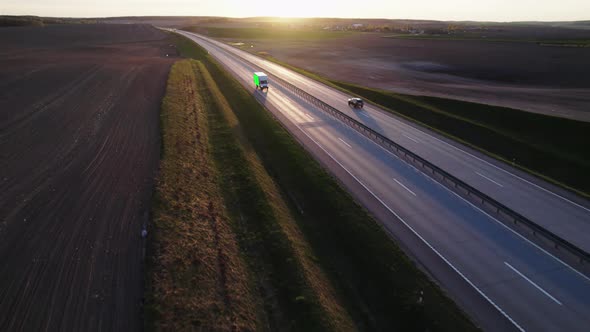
xmin=253 ymin=72 xmax=268 ymax=90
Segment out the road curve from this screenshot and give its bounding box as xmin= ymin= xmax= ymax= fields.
xmin=177 ymin=30 xmax=590 ymax=331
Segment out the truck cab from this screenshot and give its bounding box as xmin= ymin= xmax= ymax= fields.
xmin=253 ymin=72 xmax=268 ymax=91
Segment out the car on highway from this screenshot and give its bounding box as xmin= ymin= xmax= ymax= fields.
xmin=348 ymin=97 xmax=364 ymax=108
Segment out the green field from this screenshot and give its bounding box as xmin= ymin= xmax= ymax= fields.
xmin=162 ymin=32 xmax=478 ymax=331
xmin=182 ymin=26 xmax=353 ymax=40
xmin=251 ymin=52 xmax=590 ymax=197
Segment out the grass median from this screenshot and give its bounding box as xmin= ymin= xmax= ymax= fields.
xmin=168 ymin=32 xmax=478 ymax=331
xmin=147 ymin=57 xmax=355 ymax=330
xmin=197 ymin=60 xmax=355 ymax=331
xmin=145 ymin=59 xmax=260 ymax=331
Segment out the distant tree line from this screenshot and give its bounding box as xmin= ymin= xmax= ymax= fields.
xmin=0 ymin=16 xmax=99 ymax=27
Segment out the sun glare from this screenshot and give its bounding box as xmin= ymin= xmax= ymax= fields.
xmin=237 ymin=0 xmax=346 ymax=18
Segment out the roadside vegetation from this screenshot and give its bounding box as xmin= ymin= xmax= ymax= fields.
xmin=250 ymin=52 xmax=590 ymax=197
xmin=199 ymin=60 xmax=355 ymax=331
xmin=182 ymin=26 xmax=353 ymax=40
xmin=147 ymin=59 xmax=354 ymax=331
xmin=383 ymin=34 xmax=590 ymax=46
xmin=145 ymin=59 xmax=260 ymax=331
xmin=151 ymin=32 xmax=479 ymax=331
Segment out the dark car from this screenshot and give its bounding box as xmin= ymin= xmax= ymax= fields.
xmin=348 ymin=97 xmax=364 ymax=108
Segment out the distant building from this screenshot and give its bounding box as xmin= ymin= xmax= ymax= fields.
xmin=352 ymin=23 xmax=364 ymax=29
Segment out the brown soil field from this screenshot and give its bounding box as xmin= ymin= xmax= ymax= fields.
xmin=239 ymin=32 xmax=590 ymax=121
xmin=0 ymin=24 xmax=175 ymax=331
xmin=98 ymin=17 xmax=590 ymax=120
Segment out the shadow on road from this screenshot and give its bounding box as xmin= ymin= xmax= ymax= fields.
xmin=349 ymin=105 xmax=385 ymax=136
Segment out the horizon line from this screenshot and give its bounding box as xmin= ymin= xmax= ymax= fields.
xmin=2 ymin=14 xmax=589 ymax=24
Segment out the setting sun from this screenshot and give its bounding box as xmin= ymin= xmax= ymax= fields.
xmin=2 ymin=0 xmax=590 ymax=331
xmin=225 ymin=0 xmax=352 ymax=18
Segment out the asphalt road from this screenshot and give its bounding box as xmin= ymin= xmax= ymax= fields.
xmin=177 ymin=30 xmax=590 ymax=331
xmin=189 ymin=33 xmax=590 ymax=254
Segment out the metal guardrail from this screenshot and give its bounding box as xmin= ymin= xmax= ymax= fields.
xmin=189 ymin=32 xmax=590 ymax=269
xmin=268 ymin=74 xmax=590 ymax=269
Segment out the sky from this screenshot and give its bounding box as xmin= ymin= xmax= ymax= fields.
xmin=2 ymin=0 xmax=590 ymax=21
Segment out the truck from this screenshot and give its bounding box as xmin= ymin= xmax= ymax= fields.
xmin=253 ymin=72 xmax=268 ymax=91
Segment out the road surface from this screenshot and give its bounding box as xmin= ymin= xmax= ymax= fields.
xmin=177 ymin=30 xmax=590 ymax=332
xmin=184 ymin=32 xmax=590 ymax=254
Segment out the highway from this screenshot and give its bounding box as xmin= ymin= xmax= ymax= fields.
xmin=185 ymin=32 xmax=590 ymax=253
xmin=177 ymin=30 xmax=590 ymax=331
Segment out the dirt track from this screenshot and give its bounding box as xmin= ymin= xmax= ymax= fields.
xmin=0 ymin=24 xmax=174 ymax=331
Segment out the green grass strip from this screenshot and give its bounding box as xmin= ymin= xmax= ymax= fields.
xmin=196 ymin=59 xmax=338 ymax=331
xmin=171 ymin=32 xmax=478 ymax=331
xmin=145 ymin=59 xmax=261 ymax=331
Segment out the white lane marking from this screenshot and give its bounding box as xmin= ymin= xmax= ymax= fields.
xmin=504 ymin=262 xmax=563 ymax=306
xmin=188 ymin=29 xmax=590 ymax=218
xmin=421 ymin=130 xmax=590 ymax=212
xmin=188 ymin=31 xmax=588 ymax=281
xmin=186 ymin=33 xmax=590 ymax=323
xmin=206 ymin=28 xmax=589 ymax=213
xmin=353 ymin=118 xmax=590 ymax=283
xmin=304 ymin=113 xmax=314 ymax=120
xmin=263 ymin=96 xmax=527 ymax=332
xmin=420 ymin=163 xmax=590 ymax=283
xmin=476 ymin=172 xmax=504 ymax=187
xmin=359 ymin=111 xmax=370 ymax=118
xmin=339 ymin=138 xmax=352 ymax=148
xmin=306 ymin=139 xmax=525 ymax=331
xmin=403 ymin=134 xmax=420 ymax=143
xmin=185 ymin=33 xmax=525 ymax=330
xmin=393 ymin=178 xmax=417 ymax=196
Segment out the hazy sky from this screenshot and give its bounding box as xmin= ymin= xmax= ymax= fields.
xmin=2 ymin=0 xmax=589 ymax=21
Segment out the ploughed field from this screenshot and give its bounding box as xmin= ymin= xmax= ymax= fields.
xmin=0 ymin=24 xmax=174 ymax=331
xmin=215 ymin=30 xmax=590 ymax=121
